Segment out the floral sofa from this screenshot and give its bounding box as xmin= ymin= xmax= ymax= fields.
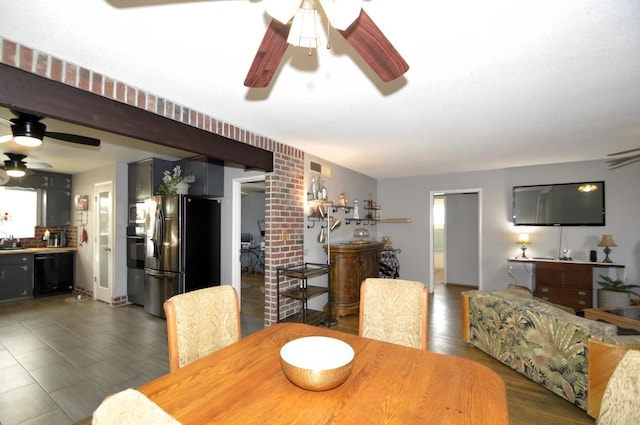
xmin=461 ymin=288 xmax=640 ymax=416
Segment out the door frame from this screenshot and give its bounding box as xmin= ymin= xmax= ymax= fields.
xmin=429 ymin=189 xmax=482 ymax=293
xmin=94 ymin=180 xmax=113 ymax=303
xmin=231 ymin=174 xmax=265 ymax=307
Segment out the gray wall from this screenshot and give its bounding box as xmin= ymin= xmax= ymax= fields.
xmin=73 ymin=163 xmax=128 ymax=301
xmin=303 ymin=155 xmax=378 ymax=310
xmin=377 ymin=159 xmax=640 ymax=291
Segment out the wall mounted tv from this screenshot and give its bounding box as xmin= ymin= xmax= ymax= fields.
xmin=512 ymin=181 xmax=605 ymax=226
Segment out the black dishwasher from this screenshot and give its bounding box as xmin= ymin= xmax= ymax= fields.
xmin=34 ymin=252 xmax=75 ymax=297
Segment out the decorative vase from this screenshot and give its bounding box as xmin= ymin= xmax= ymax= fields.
xmin=597 ymin=289 xmax=630 ymax=308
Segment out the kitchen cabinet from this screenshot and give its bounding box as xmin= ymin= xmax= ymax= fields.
xmin=0 ymin=254 xmax=33 ymax=302
xmin=173 ymin=156 xmax=224 ymax=197
xmin=324 ymin=242 xmax=384 ymax=316
xmin=34 ymin=252 xmax=75 ymax=297
xmin=10 ymin=170 xmax=72 ymax=226
xmin=128 ymin=158 xmax=172 ymax=201
xmin=45 ymin=187 xmax=72 ymax=226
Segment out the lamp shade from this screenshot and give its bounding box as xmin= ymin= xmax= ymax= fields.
xmin=287 ymin=1 xmax=322 ymax=48
xmin=597 ymin=235 xmax=617 ymax=247
xmin=516 ymin=233 xmax=530 ymax=245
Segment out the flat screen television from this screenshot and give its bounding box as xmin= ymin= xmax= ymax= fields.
xmin=512 ymin=181 xmax=605 ymax=226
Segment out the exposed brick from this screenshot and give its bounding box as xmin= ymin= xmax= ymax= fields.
xmin=115 ymin=82 xmax=126 ymax=102
xmin=2 ymin=39 xmax=17 ymax=66
xmin=64 ymin=62 xmax=77 ymax=85
xmin=104 ymin=77 xmax=115 ymax=98
xmin=92 ymin=73 xmax=103 ymax=95
xmin=79 ymin=67 xmax=90 ymax=90
xmin=19 ymin=45 xmax=33 ymax=71
xmin=35 ymin=53 xmax=48 ymax=76
xmin=50 ymin=57 xmax=63 ymax=81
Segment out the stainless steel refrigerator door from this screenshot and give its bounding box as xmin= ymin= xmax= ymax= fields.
xmin=143 ymin=269 xmax=182 ymax=317
xmin=145 ymin=195 xmax=181 ymax=273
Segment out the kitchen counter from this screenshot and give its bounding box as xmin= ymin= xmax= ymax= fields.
xmin=0 ymin=246 xmax=78 ymax=255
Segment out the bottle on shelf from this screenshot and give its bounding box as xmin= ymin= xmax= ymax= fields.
xmin=310 ymin=176 xmax=317 ymax=200
xmin=353 ymin=199 xmax=359 ymax=219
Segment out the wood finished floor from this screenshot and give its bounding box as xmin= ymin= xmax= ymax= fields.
xmin=0 ymin=281 xmax=595 ymax=424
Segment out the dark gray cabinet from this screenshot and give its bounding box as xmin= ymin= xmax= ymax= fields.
xmin=9 ymin=170 xmax=72 ymax=226
xmin=128 ymin=158 xmax=172 ymax=201
xmin=173 ymin=156 xmax=224 ymax=197
xmin=0 ymin=254 xmax=33 ymax=301
xmin=45 ymin=188 xmax=72 ymax=226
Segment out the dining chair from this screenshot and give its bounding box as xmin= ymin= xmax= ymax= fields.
xmin=92 ymin=388 xmax=180 ymax=425
xmin=164 ymin=285 xmax=241 ymax=372
xmin=359 ymin=278 xmax=429 ymax=350
xmin=597 ymin=349 xmax=640 ymax=425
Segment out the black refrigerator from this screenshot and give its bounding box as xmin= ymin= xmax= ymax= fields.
xmin=144 ymin=195 xmax=221 ymax=317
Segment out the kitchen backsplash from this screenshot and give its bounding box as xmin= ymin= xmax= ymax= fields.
xmin=15 ymin=226 xmax=77 ymax=248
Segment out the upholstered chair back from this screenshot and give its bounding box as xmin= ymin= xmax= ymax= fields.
xmin=359 ymin=278 xmax=429 ymax=350
xmin=92 ymin=388 xmax=180 ymax=425
xmin=164 ymin=286 xmax=241 ymax=372
xmin=597 ymin=349 xmax=640 ymax=425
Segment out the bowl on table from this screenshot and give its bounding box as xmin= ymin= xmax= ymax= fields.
xmin=280 ymin=336 xmax=355 ymax=391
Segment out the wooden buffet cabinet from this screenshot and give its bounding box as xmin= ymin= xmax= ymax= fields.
xmin=509 ymin=259 xmax=625 ymax=312
xmin=324 ymin=242 xmax=384 ymax=316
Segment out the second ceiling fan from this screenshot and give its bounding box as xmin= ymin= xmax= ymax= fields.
xmin=244 ymin=0 xmax=409 ymax=88
xmin=0 ymin=110 xmax=101 ymax=148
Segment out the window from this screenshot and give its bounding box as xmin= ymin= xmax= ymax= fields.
xmin=0 ymin=187 xmax=39 ymax=238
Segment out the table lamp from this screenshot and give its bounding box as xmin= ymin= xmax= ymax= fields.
xmin=516 ymin=233 xmax=530 ymax=258
xmin=597 ymin=234 xmax=617 ymax=263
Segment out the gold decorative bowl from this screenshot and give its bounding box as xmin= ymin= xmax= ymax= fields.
xmin=280 ymin=336 xmax=355 ymax=391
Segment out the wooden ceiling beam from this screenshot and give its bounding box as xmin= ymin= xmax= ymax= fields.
xmin=0 ymin=63 xmax=273 ymax=172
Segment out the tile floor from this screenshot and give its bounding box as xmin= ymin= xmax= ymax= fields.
xmin=0 ymin=293 xmax=264 ymax=425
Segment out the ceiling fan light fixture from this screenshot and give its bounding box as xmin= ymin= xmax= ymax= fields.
xmin=13 ymin=135 xmax=42 ymax=147
xmin=5 ymin=160 xmax=26 ymax=177
xmin=287 ymin=0 xmax=323 ymax=49
xmin=12 ymin=119 xmax=45 ymax=147
xmin=4 ymin=153 xmax=28 ymax=178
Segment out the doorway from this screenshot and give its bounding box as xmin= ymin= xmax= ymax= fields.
xmin=94 ymin=181 xmax=113 ymax=303
xmin=429 ymin=190 xmax=482 ymax=292
xmin=231 ymin=175 xmax=265 ymax=319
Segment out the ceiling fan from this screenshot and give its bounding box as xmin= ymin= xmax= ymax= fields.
xmin=0 ymin=152 xmax=53 ymax=182
xmin=0 ymin=110 xmax=101 ymax=148
xmin=607 ymin=148 xmax=640 ymax=169
xmin=244 ymin=0 xmax=409 ymax=88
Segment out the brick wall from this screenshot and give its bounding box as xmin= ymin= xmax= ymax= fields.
xmin=0 ymin=37 xmax=305 ymax=324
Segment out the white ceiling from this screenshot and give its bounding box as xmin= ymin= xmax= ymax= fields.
xmin=1 ymin=0 xmax=640 ymax=179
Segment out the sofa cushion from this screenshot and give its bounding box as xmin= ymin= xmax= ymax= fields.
xmin=465 ymin=290 xmax=617 ymax=410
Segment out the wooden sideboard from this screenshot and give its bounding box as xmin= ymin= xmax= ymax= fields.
xmin=324 ymin=242 xmax=384 ymax=316
xmin=508 ymin=259 xmax=625 ymax=312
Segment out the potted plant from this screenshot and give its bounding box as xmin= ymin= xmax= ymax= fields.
xmin=596 ymin=275 xmax=640 ymax=308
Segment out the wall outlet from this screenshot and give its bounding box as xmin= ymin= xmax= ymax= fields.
xmin=281 ymin=229 xmax=287 ymax=240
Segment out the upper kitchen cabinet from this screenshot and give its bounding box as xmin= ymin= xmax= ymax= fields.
xmin=128 ymin=158 xmax=172 ymax=202
xmin=11 ymin=171 xmax=72 ymax=226
xmin=173 ymin=156 xmax=224 ymax=197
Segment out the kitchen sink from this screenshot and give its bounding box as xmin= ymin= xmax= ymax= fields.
xmin=0 ymin=246 xmax=24 ymax=251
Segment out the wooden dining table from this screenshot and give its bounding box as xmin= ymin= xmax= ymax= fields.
xmin=139 ymin=323 xmax=509 ymax=424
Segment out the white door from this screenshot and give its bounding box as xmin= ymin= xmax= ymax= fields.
xmin=94 ymin=181 xmax=113 ymax=303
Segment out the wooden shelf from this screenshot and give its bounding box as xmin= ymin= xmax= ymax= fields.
xmin=377 ymin=218 xmax=412 ymax=223
xmin=281 ymin=285 xmax=328 ymax=300
xmin=279 ymin=310 xmax=331 ymax=326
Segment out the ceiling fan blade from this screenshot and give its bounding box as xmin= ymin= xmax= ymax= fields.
xmin=338 ymin=10 xmax=409 ymax=82
xmin=0 ymin=116 xmax=13 ymax=127
xmin=44 ymin=132 xmax=101 ymax=147
xmin=607 ymin=147 xmax=640 ymax=156
xmin=608 ymin=157 xmax=640 ymax=169
xmin=244 ymin=19 xmax=291 ymax=88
